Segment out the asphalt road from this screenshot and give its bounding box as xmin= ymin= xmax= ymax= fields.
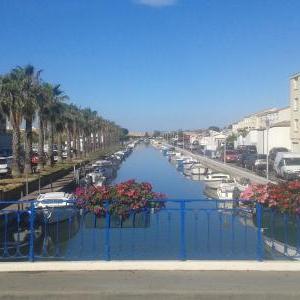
xmin=1 ymin=270 xmax=300 ymax=299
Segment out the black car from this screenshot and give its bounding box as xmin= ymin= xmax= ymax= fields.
xmin=236 ymin=145 xmax=258 ymax=167
xmin=244 ymin=153 xmax=258 ymax=170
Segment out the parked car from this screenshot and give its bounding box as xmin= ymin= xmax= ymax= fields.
xmin=269 ymin=147 xmax=289 ymax=167
xmin=254 ymin=154 xmax=267 ymax=171
xmin=244 ymin=154 xmax=267 ymax=171
xmin=274 ymin=152 xmax=300 ymax=180
xmin=0 ymin=156 xmax=12 ymax=177
xmin=237 ymin=151 xmax=250 ymax=167
xmin=221 ymin=150 xmax=238 ymax=163
xmin=236 ymin=145 xmax=258 ymax=167
xmin=244 ymin=145 xmax=257 ymax=154
xmin=243 ymin=153 xmax=258 ymax=170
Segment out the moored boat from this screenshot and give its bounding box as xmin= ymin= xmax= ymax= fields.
xmin=34 ymin=192 xmax=77 ymax=224
xmin=203 ymin=173 xmax=231 ymax=190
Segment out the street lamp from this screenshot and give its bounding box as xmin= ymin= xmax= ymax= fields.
xmin=266 ymin=119 xmax=270 ymax=180
xmin=223 ymin=138 xmax=227 ymax=164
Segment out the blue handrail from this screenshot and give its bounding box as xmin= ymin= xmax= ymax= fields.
xmin=0 ymin=198 xmax=298 ymax=262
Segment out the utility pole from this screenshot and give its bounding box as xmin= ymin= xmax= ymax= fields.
xmin=266 ymin=119 xmax=270 ymax=180
xmin=224 ymin=138 xmax=227 ymax=164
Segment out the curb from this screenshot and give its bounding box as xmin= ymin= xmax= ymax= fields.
xmin=1 ymin=261 xmax=300 ymax=272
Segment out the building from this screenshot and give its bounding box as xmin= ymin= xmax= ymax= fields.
xmin=290 ymin=73 xmax=300 ymax=152
xmin=231 ymin=107 xmax=289 ymax=133
xmin=128 ymin=131 xmax=145 ymax=137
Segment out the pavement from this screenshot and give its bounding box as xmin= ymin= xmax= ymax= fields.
xmin=5 ymin=172 xmax=76 ymax=211
xmin=0 ymin=270 xmax=300 ymax=299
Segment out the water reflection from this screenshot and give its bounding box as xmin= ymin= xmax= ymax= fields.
xmin=2 ymin=145 xmax=259 ymax=260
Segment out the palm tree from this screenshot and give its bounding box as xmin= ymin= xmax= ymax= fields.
xmin=16 ymin=65 xmax=42 ymax=174
xmin=54 ymin=104 xmax=66 ymax=163
xmin=0 ymin=70 xmax=25 ymax=176
xmin=64 ymin=104 xmax=75 ymax=162
xmin=0 ymin=76 xmax=7 ymax=134
xmin=36 ymin=82 xmax=53 ymax=170
xmin=44 ymin=85 xmax=67 ymax=166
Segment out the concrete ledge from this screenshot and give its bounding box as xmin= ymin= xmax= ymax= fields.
xmin=1 ymin=260 xmax=300 ymax=272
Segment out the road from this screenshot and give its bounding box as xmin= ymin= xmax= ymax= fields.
xmin=0 ymin=270 xmax=300 ymax=299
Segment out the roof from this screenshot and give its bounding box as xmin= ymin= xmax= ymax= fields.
xmin=290 ymin=72 xmax=300 ymax=79
xmin=271 ymin=121 xmax=290 ymax=128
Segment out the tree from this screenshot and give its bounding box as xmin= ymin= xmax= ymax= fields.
xmin=226 ymin=133 xmax=237 ymax=144
xmin=18 ymin=65 xmax=41 ymax=174
xmin=45 ymin=86 xmax=67 ymax=166
xmin=0 ymin=64 xmax=124 ymax=178
xmin=208 ymin=126 xmax=220 ymax=132
xmin=0 ymin=69 xmax=25 ymax=176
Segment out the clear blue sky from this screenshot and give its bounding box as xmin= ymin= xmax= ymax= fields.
xmin=1 ymin=0 xmax=300 ymax=131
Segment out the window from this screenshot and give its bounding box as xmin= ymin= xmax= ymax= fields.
xmin=294 ymin=119 xmax=299 ymax=132
xmin=294 ymin=98 xmax=299 ymax=111
xmin=293 ymin=78 xmax=299 ymax=90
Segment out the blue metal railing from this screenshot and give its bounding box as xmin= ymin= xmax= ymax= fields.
xmin=0 ymin=199 xmax=299 ymax=261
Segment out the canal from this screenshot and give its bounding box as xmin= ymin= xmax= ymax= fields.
xmin=38 ymin=143 xmax=258 ymax=261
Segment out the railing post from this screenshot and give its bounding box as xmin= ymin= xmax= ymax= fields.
xmin=104 ymin=201 xmax=111 ymax=261
xmin=29 ymin=201 xmax=36 ymax=262
xmin=179 ymin=201 xmax=186 ymax=260
xmin=256 ymin=202 xmax=264 ymax=261
xmin=38 ymin=174 xmax=41 ymax=194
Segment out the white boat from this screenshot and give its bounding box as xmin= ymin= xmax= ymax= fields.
xmin=216 ymin=181 xmax=237 ymax=200
xmin=191 ymin=164 xmax=211 ymax=175
xmin=183 ymin=157 xmax=197 ymax=165
xmin=35 ymin=192 xmax=76 ymax=224
xmin=170 ymin=152 xmax=182 ymax=161
xmin=92 ymin=160 xmax=113 ymax=168
xmin=166 ymin=150 xmax=176 ymax=157
xmin=203 ymin=173 xmax=231 ymax=189
xmin=86 ymin=172 xmax=106 ymax=187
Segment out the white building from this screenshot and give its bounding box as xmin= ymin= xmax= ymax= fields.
xmin=235 ymin=107 xmax=291 ymax=154
xmin=231 ymin=107 xmax=289 ymax=133
xmin=200 ymin=131 xmax=226 ymax=151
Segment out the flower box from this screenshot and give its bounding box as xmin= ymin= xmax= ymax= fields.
xmin=84 ymin=211 xmax=151 ymax=229
xmin=75 ymin=180 xmax=165 ymax=226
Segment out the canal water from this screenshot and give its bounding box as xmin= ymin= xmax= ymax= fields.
xmin=38 ymin=144 xmax=257 ymax=261
xmin=21 ymin=144 xmax=262 ymax=261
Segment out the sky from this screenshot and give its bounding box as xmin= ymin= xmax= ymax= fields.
xmin=1 ymin=0 xmax=300 ymax=131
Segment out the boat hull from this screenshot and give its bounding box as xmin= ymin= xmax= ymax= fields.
xmin=36 ymin=206 xmax=78 ymax=224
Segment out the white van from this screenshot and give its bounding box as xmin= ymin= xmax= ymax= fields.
xmin=0 ymin=156 xmax=12 ymax=177
xmin=273 ymin=152 xmax=300 ymax=180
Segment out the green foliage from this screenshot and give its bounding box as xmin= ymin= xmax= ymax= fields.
xmin=208 ymin=126 xmax=220 ymax=132
xmin=226 ymin=133 xmax=237 ymax=144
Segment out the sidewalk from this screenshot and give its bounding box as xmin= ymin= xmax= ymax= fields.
xmin=5 ymin=171 xmax=75 ymax=210
xmin=0 ymin=270 xmax=299 ymax=299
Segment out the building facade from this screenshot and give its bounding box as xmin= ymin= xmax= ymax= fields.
xmin=290 ymin=73 xmax=300 ymax=152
